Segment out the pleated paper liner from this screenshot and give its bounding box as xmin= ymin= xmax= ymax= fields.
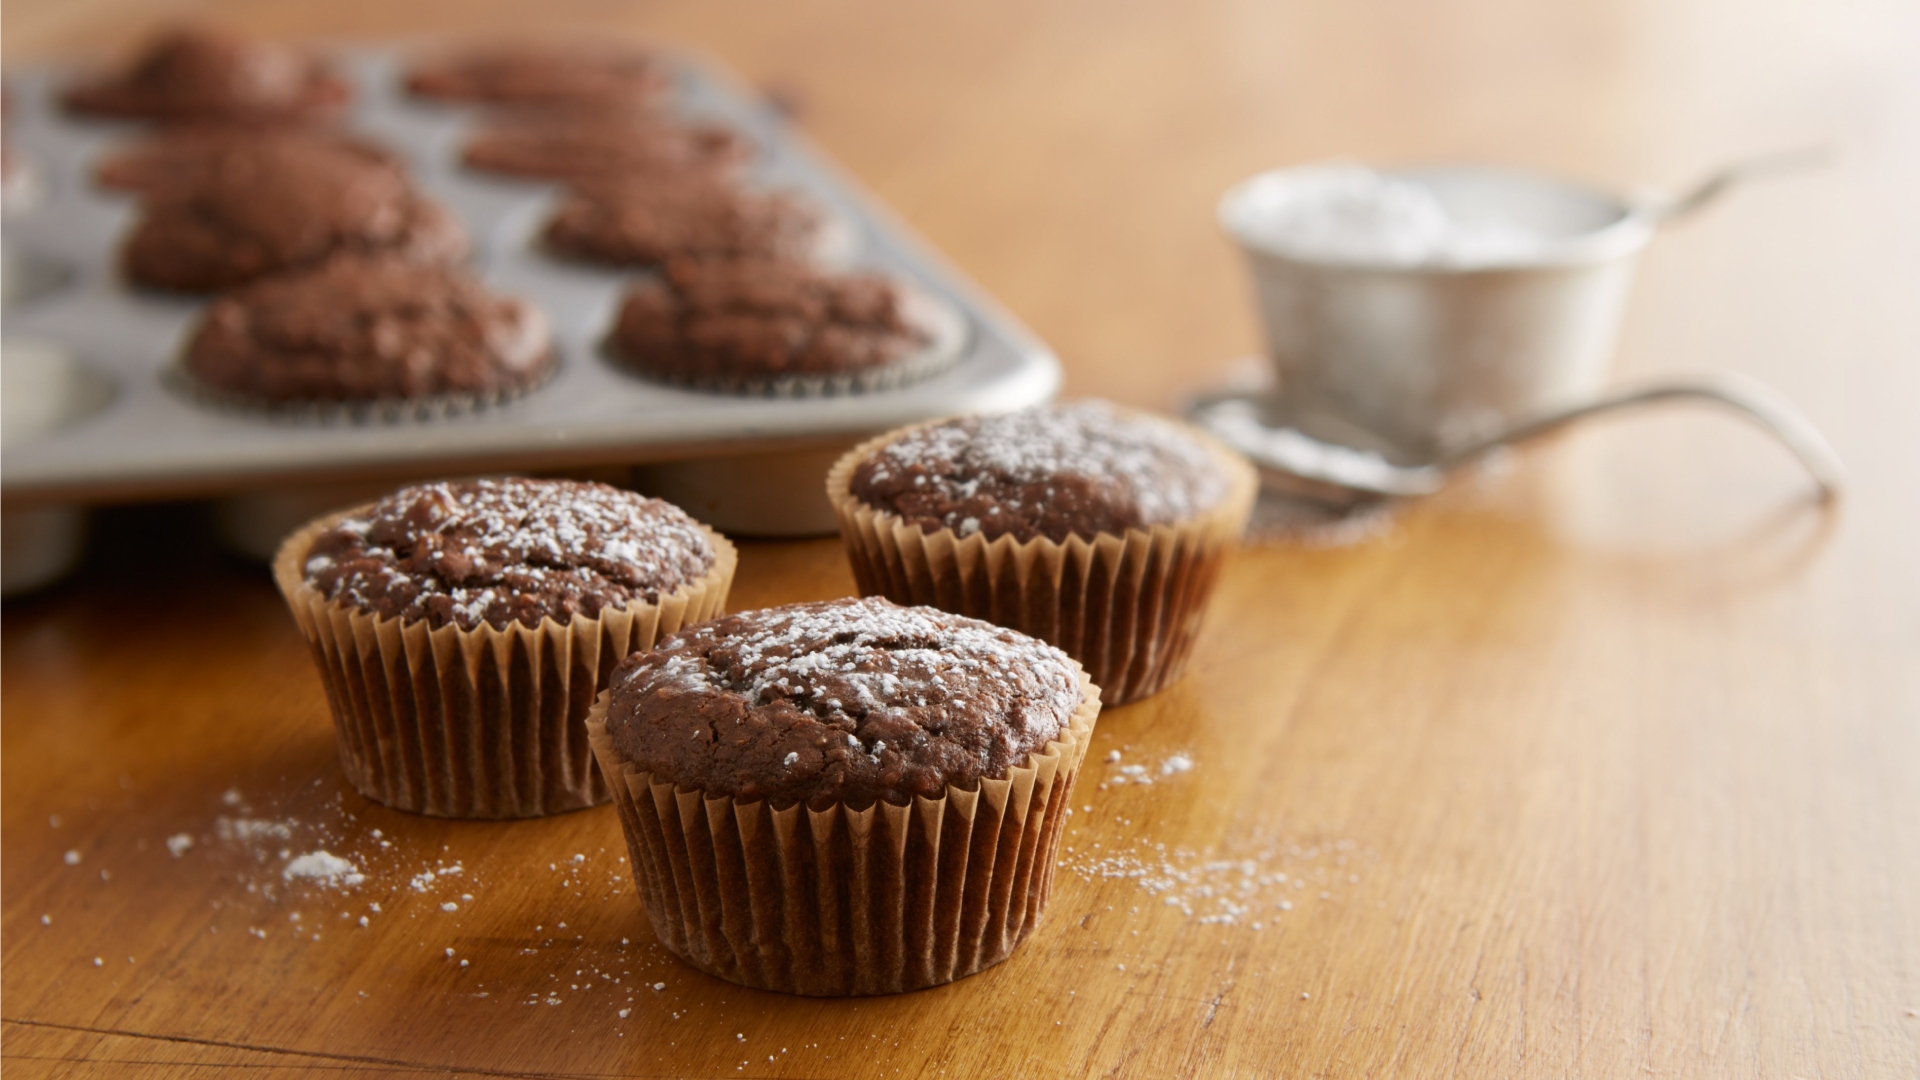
xmin=587 ymin=669 xmax=1101 ymax=996
xmin=164 ymin=350 xmax=559 ymax=426
xmin=602 ymin=280 xmax=968 ymax=399
xmin=270 ymin=506 xmax=737 ymax=819
xmin=825 ymin=412 xmax=1258 ymax=705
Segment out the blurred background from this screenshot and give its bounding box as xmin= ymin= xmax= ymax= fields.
xmin=8 ymin=0 xmax=1914 ymax=415
xmin=5 ymin=0 xmax=1918 ymax=564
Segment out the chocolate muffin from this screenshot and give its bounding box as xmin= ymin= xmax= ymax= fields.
xmin=588 ymin=597 xmax=1100 ymax=995
xmin=405 ymin=42 xmax=669 ymax=109
xmin=828 ymin=401 xmax=1259 ymax=705
xmin=608 ymin=597 xmax=1083 ymax=808
xmin=609 ymin=257 xmax=938 ymax=394
xmin=462 ymin=107 xmax=748 ymax=182
xmin=302 ymin=479 xmax=717 ymax=630
xmin=95 ymin=124 xmax=395 ymax=195
xmin=181 ymin=254 xmax=552 ymax=409
xmin=62 ymin=26 xmax=349 ymax=124
xmin=849 ymin=401 xmax=1233 ymax=542
xmin=272 ymin=478 xmax=737 ymax=818
xmin=542 ymin=173 xmax=818 ymax=268
xmin=120 ymin=137 xmax=465 ymax=292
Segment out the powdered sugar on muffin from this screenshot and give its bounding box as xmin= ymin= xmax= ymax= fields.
xmin=303 ymin=479 xmax=714 ymax=630
xmin=608 ymin=597 xmax=1083 ymax=806
xmin=850 ymin=400 xmax=1231 ymax=543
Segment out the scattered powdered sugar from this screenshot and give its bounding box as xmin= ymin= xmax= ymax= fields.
xmin=186 ymin=789 xmax=485 ymax=916
xmin=1063 ymin=834 xmax=1372 ymax=926
xmin=1099 ymin=748 xmax=1197 ymax=787
xmin=217 ymin=817 xmax=294 ymax=844
xmin=161 ymin=787 xmax=701 ymax=1020
xmin=1222 ymin=164 xmax=1556 ymax=267
xmin=411 ymin=866 xmax=463 ymax=892
xmin=283 ymin=850 xmax=365 ymax=887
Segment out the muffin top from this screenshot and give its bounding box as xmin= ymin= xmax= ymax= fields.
xmin=611 ymin=257 xmax=929 ymax=387
xmin=120 ymin=138 xmax=466 ymax=292
xmin=183 ymin=254 xmax=553 ymax=406
xmin=63 ymin=26 xmax=349 ymax=123
xmin=849 ymin=401 xmax=1233 ymax=543
xmin=406 ymin=42 xmax=669 ymax=108
xmin=95 ymin=124 xmax=395 ymax=195
xmin=543 ymin=174 xmax=817 ymax=267
xmin=462 ymin=107 xmax=748 ymax=182
xmin=606 ymin=597 xmax=1084 ymax=808
xmin=302 ymin=479 xmax=716 ymax=631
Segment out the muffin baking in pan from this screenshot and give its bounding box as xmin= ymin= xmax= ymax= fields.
xmin=176 ymin=253 xmax=555 ymax=418
xmin=93 ymin=125 xmax=399 ymax=195
xmin=460 ymin=104 xmax=750 ymax=182
xmin=404 ymin=41 xmax=672 ymax=109
xmin=61 ymin=25 xmax=351 ymax=124
xmin=541 ymin=171 xmax=824 ymax=268
xmin=606 ymin=256 xmax=964 ymax=397
xmin=120 ymin=136 xmax=467 ymax=292
xmin=3 ymin=29 xmax=1046 ymax=509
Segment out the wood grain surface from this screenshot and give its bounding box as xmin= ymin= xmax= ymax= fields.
xmin=5 ymin=1 xmax=1920 ymax=1077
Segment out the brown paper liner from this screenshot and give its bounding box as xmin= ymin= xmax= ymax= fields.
xmin=825 ymin=411 xmax=1258 ymax=705
xmin=603 ymin=278 xmax=967 ymax=399
xmin=271 ymin=506 xmax=737 ymax=818
xmin=164 ymin=354 xmax=558 ymax=426
xmin=588 ymin=670 xmax=1100 ymax=996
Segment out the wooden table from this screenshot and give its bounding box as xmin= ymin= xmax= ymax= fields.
xmin=6 ymin=2 xmax=1919 ymax=1076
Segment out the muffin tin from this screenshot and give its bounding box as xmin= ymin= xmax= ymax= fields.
xmin=0 ymin=46 xmax=1060 ymax=538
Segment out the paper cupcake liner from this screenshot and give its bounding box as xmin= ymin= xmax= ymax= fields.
xmin=825 ymin=414 xmax=1258 ymax=705
xmin=164 ymin=354 xmax=557 ymax=426
xmin=588 ymin=669 xmax=1100 ymax=996
xmin=605 ymin=281 xmax=966 ymax=400
xmin=271 ymin=506 xmax=737 ymax=818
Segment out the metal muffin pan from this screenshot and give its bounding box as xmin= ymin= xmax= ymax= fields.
xmin=0 ymin=47 xmax=1061 ymax=536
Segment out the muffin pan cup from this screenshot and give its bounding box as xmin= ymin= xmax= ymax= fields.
xmin=270 ymin=507 xmax=737 ymax=819
xmin=587 ymin=670 xmax=1100 ymax=996
xmin=824 ymin=413 xmax=1259 ymax=705
xmin=604 ymin=281 xmax=969 ymax=399
xmin=162 ymin=355 xmax=560 ymax=427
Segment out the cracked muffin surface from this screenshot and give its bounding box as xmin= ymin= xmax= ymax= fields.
xmin=606 ymin=597 xmax=1083 ymax=808
xmin=848 ymin=400 xmax=1232 ymax=543
xmin=63 ymin=26 xmax=349 ymax=123
xmin=302 ymin=479 xmax=715 ymax=631
xmin=121 ymin=137 xmax=465 ymax=292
